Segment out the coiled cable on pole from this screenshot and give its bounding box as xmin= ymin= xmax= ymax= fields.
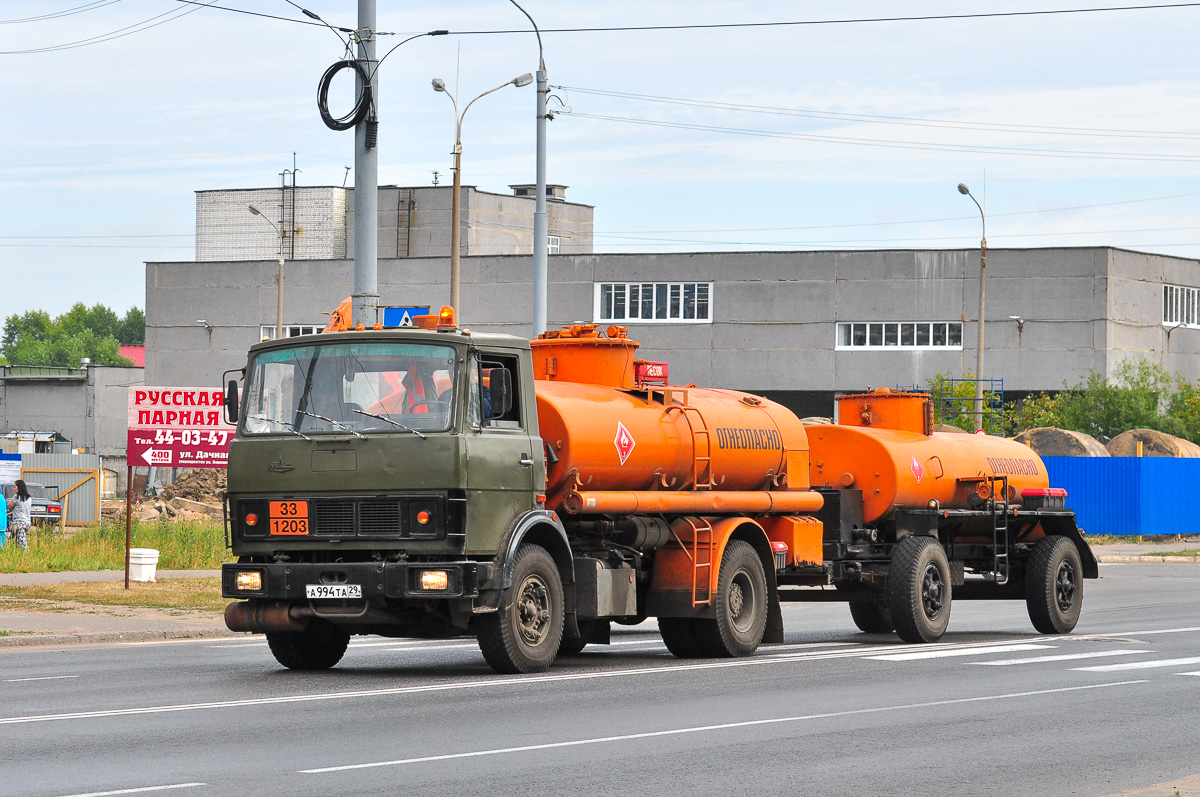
xmin=317 ymin=59 xmax=372 ymax=131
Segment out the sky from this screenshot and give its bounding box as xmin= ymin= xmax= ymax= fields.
xmin=2 ymin=0 xmax=1199 ymax=321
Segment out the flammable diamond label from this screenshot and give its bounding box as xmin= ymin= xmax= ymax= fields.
xmin=614 ymin=421 xmax=636 ymax=465
xmin=911 ymin=454 xmax=925 ymax=485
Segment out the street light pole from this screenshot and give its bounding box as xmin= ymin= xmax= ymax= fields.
xmin=248 ymin=204 xmax=285 ymax=339
xmin=958 ymin=182 xmax=987 ymax=433
xmin=507 ymin=0 xmax=549 ymax=335
xmin=433 ymin=73 xmax=533 ymax=318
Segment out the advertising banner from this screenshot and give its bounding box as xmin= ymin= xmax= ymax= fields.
xmin=127 ymin=387 xmax=235 ymax=469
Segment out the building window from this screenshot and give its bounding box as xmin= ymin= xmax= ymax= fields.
xmin=547 ymin=235 xmax=560 ymax=255
xmin=595 ymin=282 xmax=713 ymax=324
xmin=260 ymin=324 xmax=323 ymax=341
xmin=1164 ymin=284 xmax=1200 ymax=327
xmin=836 ymin=321 xmax=963 ymax=350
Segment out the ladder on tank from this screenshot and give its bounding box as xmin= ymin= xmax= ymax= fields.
xmin=666 ymin=404 xmax=715 ymax=606
xmin=988 ymin=475 xmax=1010 ymax=585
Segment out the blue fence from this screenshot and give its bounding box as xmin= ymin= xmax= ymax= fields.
xmin=1042 ymin=456 xmax=1200 ymax=536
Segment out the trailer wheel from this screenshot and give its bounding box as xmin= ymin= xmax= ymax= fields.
xmin=694 ymin=540 xmax=768 ymax=657
xmin=658 ymin=618 xmax=704 ymax=658
xmin=888 ymin=536 xmax=952 ymax=643
xmin=477 ymin=544 xmax=564 ymax=674
xmin=1026 ymin=536 xmax=1083 ymax=634
xmin=265 ymin=622 xmax=350 ymax=670
xmin=848 ymin=596 xmax=894 ymax=634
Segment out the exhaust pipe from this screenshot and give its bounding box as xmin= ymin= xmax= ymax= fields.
xmin=225 ymin=601 xmax=311 ymax=634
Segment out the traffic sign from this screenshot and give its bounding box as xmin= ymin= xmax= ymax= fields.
xmin=127 ymin=387 xmax=235 ymax=469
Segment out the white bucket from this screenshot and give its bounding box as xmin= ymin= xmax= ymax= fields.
xmin=129 ymin=548 xmax=160 ymax=582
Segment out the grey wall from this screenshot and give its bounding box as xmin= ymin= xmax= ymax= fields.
xmin=144 ymin=247 xmax=1200 ymax=401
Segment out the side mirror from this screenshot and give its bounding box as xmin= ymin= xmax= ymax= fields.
xmin=485 ymin=368 xmax=513 ymax=419
xmin=224 ymin=379 xmax=240 ymax=425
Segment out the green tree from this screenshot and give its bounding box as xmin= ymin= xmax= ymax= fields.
xmin=1 ymin=303 xmax=141 ymax=368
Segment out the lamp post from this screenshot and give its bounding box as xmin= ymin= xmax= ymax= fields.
xmin=248 ymin=204 xmax=285 ymax=340
xmin=958 ymin=183 xmax=987 ymax=433
xmin=432 ymin=73 xmax=534 ymax=316
xmin=506 ymin=0 xmax=549 ymax=335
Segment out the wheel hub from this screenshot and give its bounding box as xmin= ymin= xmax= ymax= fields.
xmin=516 ymin=575 xmax=551 ymax=646
xmin=1055 ymin=561 xmax=1077 ymax=612
xmin=921 ymin=563 xmax=945 ymax=619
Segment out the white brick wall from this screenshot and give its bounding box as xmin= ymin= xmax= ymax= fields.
xmin=195 ymin=188 xmax=348 ymax=261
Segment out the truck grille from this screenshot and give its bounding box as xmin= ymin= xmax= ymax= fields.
xmin=299 ymin=496 xmax=442 ymax=539
xmin=359 ymin=501 xmax=402 ymax=535
xmin=313 ymin=501 xmax=356 ymax=536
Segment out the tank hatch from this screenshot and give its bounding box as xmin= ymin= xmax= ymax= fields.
xmin=837 ymin=388 xmax=933 ymax=435
xmin=532 ymin=324 xmax=649 ymax=388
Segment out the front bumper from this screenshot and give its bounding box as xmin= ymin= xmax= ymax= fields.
xmin=221 ymin=560 xmax=486 ymax=601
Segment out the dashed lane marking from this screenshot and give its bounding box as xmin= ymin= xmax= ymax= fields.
xmin=1073 ymin=656 xmax=1200 ymax=672
xmin=868 ymin=643 xmax=1052 ymax=661
xmin=298 ymin=681 xmax=1148 ymax=774
xmin=972 ymin=650 xmax=1152 ymax=666
xmin=55 ymin=783 xmax=205 ymax=797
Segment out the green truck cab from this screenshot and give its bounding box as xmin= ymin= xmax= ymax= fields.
xmin=221 ymin=326 xmax=571 ymax=673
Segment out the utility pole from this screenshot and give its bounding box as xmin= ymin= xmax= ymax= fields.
xmin=352 ymin=0 xmax=379 ymax=329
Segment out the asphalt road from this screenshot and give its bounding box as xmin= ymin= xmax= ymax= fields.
xmin=2 ymin=562 xmax=1198 ymax=797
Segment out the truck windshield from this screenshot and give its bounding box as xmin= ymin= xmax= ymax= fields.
xmin=242 ymin=341 xmax=458 ymax=436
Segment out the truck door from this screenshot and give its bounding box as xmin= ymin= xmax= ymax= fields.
xmin=463 ymin=351 xmax=537 ymax=553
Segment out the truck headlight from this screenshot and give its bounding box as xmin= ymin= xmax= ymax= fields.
xmin=235 ymin=571 xmax=263 ymax=592
xmin=419 ymin=570 xmax=449 ymax=591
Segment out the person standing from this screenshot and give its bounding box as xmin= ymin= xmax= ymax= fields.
xmin=0 ymin=488 xmax=7 ymax=547
xmin=7 ymin=480 xmax=31 ymax=551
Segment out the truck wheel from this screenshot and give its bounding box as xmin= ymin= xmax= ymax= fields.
xmin=1026 ymin=536 xmax=1083 ymax=634
xmin=888 ymin=536 xmax=952 ymax=643
xmin=849 ymin=596 xmax=894 ymax=634
xmin=694 ymin=540 xmax=768 ymax=657
xmin=477 ymin=544 xmax=564 ymax=674
xmin=265 ymin=622 xmax=350 ymax=670
xmin=658 ymin=618 xmax=704 ymax=658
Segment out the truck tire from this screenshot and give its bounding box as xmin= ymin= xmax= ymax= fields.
xmin=848 ymin=596 xmax=894 ymax=634
xmin=658 ymin=618 xmax=704 ymax=658
xmin=477 ymin=544 xmax=564 ymax=674
xmin=694 ymin=540 xmax=768 ymax=657
xmin=265 ymin=622 xmax=350 ymax=670
xmin=1026 ymin=535 xmax=1083 ymax=634
xmin=888 ymin=536 xmax=952 ymax=643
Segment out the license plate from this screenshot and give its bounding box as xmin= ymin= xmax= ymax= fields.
xmin=269 ymin=500 xmax=309 ymax=536
xmin=306 ymin=584 xmax=362 ymax=599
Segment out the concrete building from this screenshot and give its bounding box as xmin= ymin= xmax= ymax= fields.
xmin=0 ymin=365 xmax=144 ymax=488
xmin=195 ymin=184 xmax=593 ymax=263
xmin=145 ymin=246 xmax=1200 ymax=418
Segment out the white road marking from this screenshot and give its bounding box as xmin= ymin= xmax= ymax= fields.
xmin=5 ymin=675 xmax=81 ymax=682
xmin=56 ymin=783 xmax=205 ymax=797
xmin=972 ymin=650 xmax=1152 ymax=666
xmin=1073 ymin=656 xmax=1200 ymax=672
xmin=298 ymin=681 xmax=1148 ymax=774
xmin=0 ymin=638 xmax=1058 ymax=726
xmin=868 ymin=643 xmax=1052 ymax=661
xmin=1175 ymin=671 xmax=1200 ymax=676
xmin=1084 ymin=626 xmax=1200 ymax=638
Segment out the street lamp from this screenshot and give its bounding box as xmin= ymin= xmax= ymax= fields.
xmin=958 ymin=183 xmax=987 ymax=433
xmin=507 ymin=0 xmax=550 ymax=335
xmin=432 ymin=73 xmax=533 ymax=317
xmin=248 ymin=204 xmax=286 ymax=340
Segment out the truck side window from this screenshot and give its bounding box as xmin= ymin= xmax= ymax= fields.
xmin=477 ymin=354 xmax=522 ymax=430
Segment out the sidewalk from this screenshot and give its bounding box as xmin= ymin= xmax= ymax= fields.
xmin=0 ymin=569 xmax=241 ymax=648
xmin=0 ymin=542 xmax=1197 ymax=649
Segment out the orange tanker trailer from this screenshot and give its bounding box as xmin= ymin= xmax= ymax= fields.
xmin=530 ymin=325 xmax=1096 ymax=653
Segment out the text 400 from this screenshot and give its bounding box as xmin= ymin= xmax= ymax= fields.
xmin=154 ymin=430 xmax=230 ymax=446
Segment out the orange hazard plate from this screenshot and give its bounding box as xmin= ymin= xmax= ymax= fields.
xmin=269 ymin=500 xmax=309 ymax=536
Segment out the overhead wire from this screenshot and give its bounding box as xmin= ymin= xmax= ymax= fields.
xmin=562 ymin=111 xmax=1200 ymax=163
xmin=0 ymin=3 xmax=201 ymax=54
xmin=558 ymin=87 xmax=1200 ymax=142
xmin=0 ymin=1 xmax=124 ymax=25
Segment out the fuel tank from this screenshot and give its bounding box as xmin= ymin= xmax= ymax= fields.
xmin=532 ymin=325 xmax=812 ymax=509
xmin=807 ymin=389 xmax=1050 ymax=524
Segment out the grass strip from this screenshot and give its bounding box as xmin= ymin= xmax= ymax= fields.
xmin=0 ymin=578 xmax=227 ymax=612
xmin=0 ymin=520 xmax=229 ymax=573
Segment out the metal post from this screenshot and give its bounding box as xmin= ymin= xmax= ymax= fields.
xmin=450 ymin=141 xmax=462 ymax=314
xmin=352 ymin=0 xmax=379 ymax=328
xmin=975 ymin=238 xmax=987 ymax=432
xmin=124 ymin=464 xmax=132 ymax=590
xmin=533 ymin=67 xmax=548 ymax=336
xmin=276 ymin=251 xmax=285 ymax=340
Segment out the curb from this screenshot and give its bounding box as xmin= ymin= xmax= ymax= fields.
xmin=0 ymin=627 xmax=245 ymax=648
xmin=1098 ymin=555 xmax=1200 ymax=564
